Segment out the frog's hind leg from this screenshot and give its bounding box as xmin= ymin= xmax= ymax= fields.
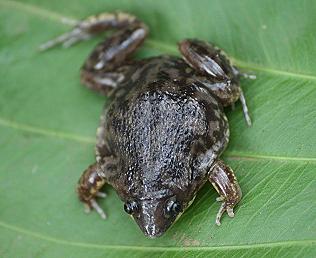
xmin=40 ymin=12 xmax=148 ymax=95
xmin=80 ymin=22 xmax=148 ymax=95
xmin=178 ymin=39 xmax=252 ymax=126
xmin=208 ymin=160 xmax=242 ymax=226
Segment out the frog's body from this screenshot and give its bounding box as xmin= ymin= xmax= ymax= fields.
xmin=106 ymin=57 xmax=230 ymax=194
xmin=42 ymin=12 xmax=251 ymax=238
xmin=104 ymin=56 xmax=231 ymax=235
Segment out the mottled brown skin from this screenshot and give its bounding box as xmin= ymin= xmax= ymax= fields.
xmin=41 ymin=12 xmax=250 ymax=238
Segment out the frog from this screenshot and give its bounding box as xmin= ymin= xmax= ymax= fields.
xmin=41 ymin=12 xmax=253 ymax=238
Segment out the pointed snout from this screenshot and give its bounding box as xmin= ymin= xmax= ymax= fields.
xmin=133 ymin=199 xmax=173 ymax=238
xmin=143 ymin=220 xmax=164 ymax=238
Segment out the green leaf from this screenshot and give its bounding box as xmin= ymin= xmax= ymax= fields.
xmin=0 ymin=0 xmax=315 ymax=257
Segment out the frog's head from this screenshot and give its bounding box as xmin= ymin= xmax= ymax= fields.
xmin=123 ymin=195 xmax=190 ymax=238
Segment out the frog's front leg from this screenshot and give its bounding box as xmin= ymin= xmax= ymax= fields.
xmin=77 ymin=161 xmax=112 ymax=219
xmin=208 ymin=160 xmax=242 ymax=226
xmin=41 ymin=12 xmax=148 ymax=95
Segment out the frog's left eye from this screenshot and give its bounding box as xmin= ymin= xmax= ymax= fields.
xmin=124 ymin=201 xmax=138 ymax=214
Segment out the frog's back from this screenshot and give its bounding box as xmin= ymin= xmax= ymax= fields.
xmin=105 ymin=56 xmax=229 ymax=199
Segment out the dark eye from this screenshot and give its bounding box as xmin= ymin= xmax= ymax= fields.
xmin=124 ymin=201 xmax=138 ymax=214
xmin=165 ymin=199 xmax=182 ymax=217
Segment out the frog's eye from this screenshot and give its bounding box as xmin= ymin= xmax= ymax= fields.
xmin=124 ymin=201 xmax=138 ymax=214
xmin=165 ymin=199 xmax=182 ymax=218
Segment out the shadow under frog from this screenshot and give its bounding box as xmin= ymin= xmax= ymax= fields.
xmin=41 ymin=12 xmax=253 ymax=238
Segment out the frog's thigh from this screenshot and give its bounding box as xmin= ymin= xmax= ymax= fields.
xmin=208 ymin=160 xmax=242 ymax=226
xmin=80 ymin=24 xmax=148 ymax=96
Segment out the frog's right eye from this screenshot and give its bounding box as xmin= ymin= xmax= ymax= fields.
xmin=124 ymin=201 xmax=138 ymax=214
xmin=164 ymin=199 xmax=183 ymax=218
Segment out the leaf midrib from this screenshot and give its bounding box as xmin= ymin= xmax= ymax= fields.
xmin=2 ymin=0 xmax=316 ymax=81
xmin=0 ymin=220 xmax=315 ymax=252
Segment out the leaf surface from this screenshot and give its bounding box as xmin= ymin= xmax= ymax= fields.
xmin=0 ymin=0 xmax=315 ymax=257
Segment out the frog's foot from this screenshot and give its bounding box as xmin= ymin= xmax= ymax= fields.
xmin=232 ymin=65 xmax=256 ymax=80
xmin=83 ymin=191 xmax=107 ymax=211
xmin=77 ymin=163 xmax=108 ymax=220
xmin=39 ymin=28 xmax=92 ymax=51
xmin=39 ymin=12 xmax=144 ymax=51
xmin=215 ymin=197 xmax=235 ymax=226
xmin=208 ymin=160 xmax=242 ymax=226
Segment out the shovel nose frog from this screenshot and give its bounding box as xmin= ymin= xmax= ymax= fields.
xmin=41 ymin=12 xmax=252 ymax=238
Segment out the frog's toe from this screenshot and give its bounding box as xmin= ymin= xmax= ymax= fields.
xmin=61 ymin=31 xmax=91 ymax=48
xmin=96 ymin=191 xmax=107 ymax=198
xmin=84 ymin=203 xmax=91 ymax=213
xmin=215 ymin=202 xmax=235 ymax=226
xmin=227 ymin=207 xmax=235 ymax=218
xmin=39 ymin=28 xmax=90 ymax=51
xmin=90 ymin=199 xmax=107 ymax=219
xmin=83 ymin=199 xmax=107 ymax=219
xmin=215 ymin=203 xmax=225 ymax=226
xmin=216 ymin=196 xmax=225 ymax=202
xmin=240 ymin=72 xmax=256 ymax=80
